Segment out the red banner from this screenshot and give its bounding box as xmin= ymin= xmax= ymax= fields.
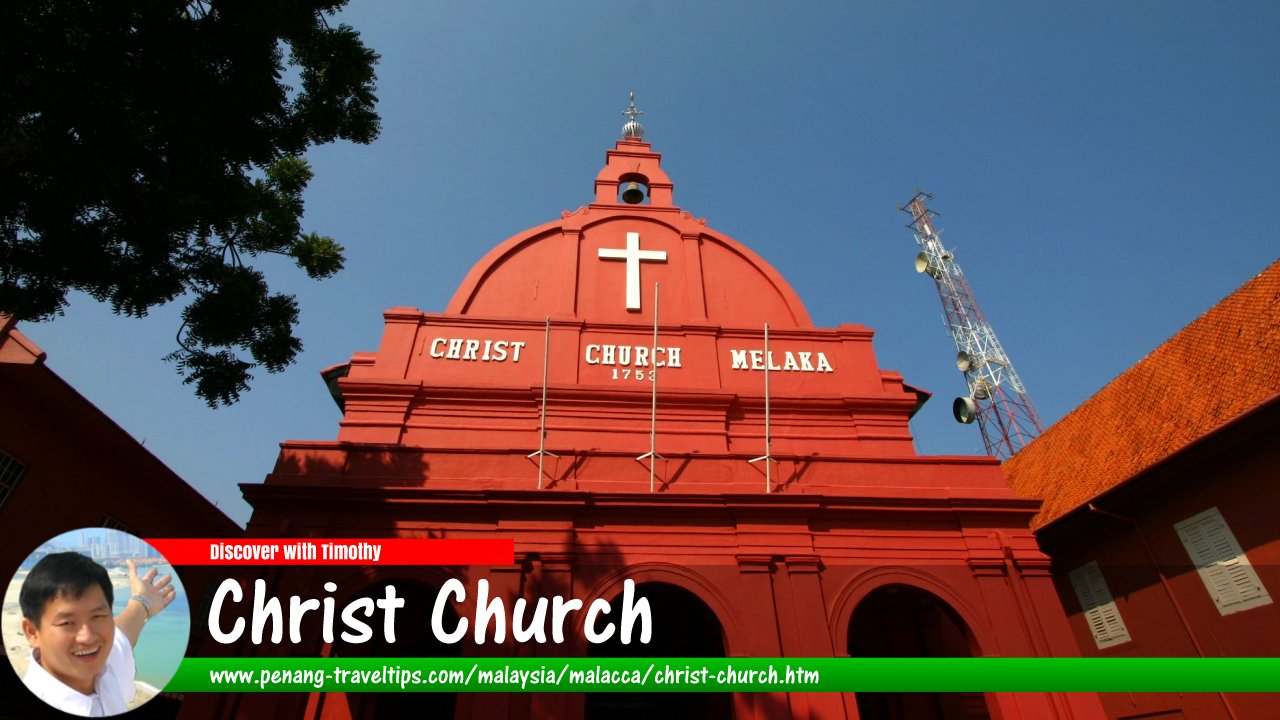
xmin=144 ymin=538 xmax=514 ymax=566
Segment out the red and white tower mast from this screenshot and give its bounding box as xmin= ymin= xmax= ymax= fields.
xmin=902 ymin=190 xmax=1044 ymax=460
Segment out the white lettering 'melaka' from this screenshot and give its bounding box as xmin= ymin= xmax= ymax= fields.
xmin=729 ymin=349 xmax=833 ymax=373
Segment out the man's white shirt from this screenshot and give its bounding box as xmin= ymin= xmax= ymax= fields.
xmin=22 ymin=628 xmax=136 ymax=717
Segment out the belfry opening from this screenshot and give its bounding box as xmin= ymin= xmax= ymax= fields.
xmin=189 ymin=97 xmax=1107 ymax=720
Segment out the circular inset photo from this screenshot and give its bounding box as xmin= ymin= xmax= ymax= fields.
xmin=4 ymin=529 xmax=188 ymax=717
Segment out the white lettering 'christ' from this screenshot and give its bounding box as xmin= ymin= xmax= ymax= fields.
xmin=597 ymin=232 xmax=666 ymax=311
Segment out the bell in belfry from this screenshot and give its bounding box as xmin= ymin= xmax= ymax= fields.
xmin=621 ymin=181 xmax=645 ymax=204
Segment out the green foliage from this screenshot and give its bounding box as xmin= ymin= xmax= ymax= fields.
xmin=0 ymin=0 xmax=379 ymax=406
xmin=292 ymin=233 xmax=347 ymax=279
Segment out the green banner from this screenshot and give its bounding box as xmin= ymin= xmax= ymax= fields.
xmin=167 ymin=657 xmax=1280 ymax=693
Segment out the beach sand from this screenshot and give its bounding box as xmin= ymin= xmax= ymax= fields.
xmin=5 ymin=572 xmax=156 ymax=709
xmin=4 ymin=573 xmax=27 ymax=678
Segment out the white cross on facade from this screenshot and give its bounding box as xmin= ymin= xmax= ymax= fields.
xmin=598 ymin=232 xmax=667 ymax=311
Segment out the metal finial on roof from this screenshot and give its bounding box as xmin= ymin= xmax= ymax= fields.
xmin=621 ymin=92 xmax=645 ymax=140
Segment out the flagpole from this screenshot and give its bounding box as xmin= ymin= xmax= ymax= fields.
xmin=527 ymin=317 xmax=557 ymax=488
xmin=636 ymin=283 xmax=663 ymax=491
xmin=649 ymin=283 xmax=659 ymax=492
xmin=749 ymin=322 xmax=774 ymax=492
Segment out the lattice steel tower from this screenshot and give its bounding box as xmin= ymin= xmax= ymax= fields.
xmin=901 ymin=190 xmax=1044 ymax=460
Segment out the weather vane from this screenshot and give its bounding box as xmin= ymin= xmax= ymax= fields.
xmin=621 ymin=92 xmax=645 ymax=140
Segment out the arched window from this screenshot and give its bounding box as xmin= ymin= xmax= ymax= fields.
xmin=586 ymin=581 xmax=730 ymax=720
xmin=848 ymin=584 xmax=991 ymax=720
xmin=314 ymin=580 xmax=461 ymax=720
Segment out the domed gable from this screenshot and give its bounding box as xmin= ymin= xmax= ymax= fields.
xmin=331 ymin=131 xmax=930 ymax=461
xmin=446 ymin=138 xmax=813 ymax=329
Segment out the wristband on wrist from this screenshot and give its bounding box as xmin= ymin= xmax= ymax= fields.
xmin=130 ymin=594 xmax=153 ymax=620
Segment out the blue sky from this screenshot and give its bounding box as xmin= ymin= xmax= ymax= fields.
xmin=24 ymin=2 xmax=1280 ymax=525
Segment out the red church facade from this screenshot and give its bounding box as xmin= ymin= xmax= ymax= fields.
xmin=200 ymin=118 xmax=1105 ymax=719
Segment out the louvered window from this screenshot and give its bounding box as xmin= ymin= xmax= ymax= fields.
xmin=0 ymin=449 xmax=26 ymax=511
xmin=1068 ymin=560 xmax=1132 ymax=649
xmin=1175 ymin=507 xmax=1272 ymax=616
xmin=101 ymin=514 xmax=138 ymax=534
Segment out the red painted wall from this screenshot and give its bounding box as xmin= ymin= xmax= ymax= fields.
xmin=0 ymin=320 xmax=241 ymax=572
xmin=187 ymin=139 xmax=1106 ymax=719
xmin=1040 ymin=403 xmax=1280 ymax=719
xmin=0 ymin=319 xmax=241 ymax=719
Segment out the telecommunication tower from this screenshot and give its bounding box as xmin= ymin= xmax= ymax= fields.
xmin=901 ymin=190 xmax=1044 ymax=460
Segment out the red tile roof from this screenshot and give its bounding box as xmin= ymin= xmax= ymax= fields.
xmin=1003 ymin=258 xmax=1280 ymax=528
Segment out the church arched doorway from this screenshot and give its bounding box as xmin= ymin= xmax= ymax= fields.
xmin=848 ymin=584 xmax=992 ymax=720
xmin=315 ymin=579 xmax=461 ymax=720
xmin=585 ymin=581 xmax=732 ymax=720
